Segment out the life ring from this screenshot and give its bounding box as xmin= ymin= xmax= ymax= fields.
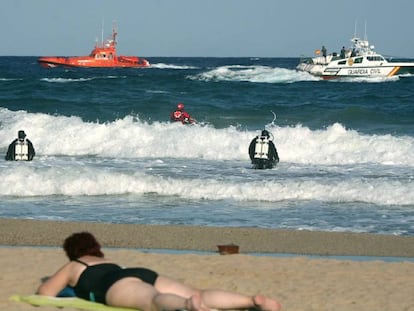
xmin=173 ymin=111 xmax=182 ymax=119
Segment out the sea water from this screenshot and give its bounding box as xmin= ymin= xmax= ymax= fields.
xmin=0 ymin=57 xmax=413 ymax=236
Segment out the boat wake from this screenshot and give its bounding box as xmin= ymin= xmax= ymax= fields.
xmin=189 ymin=65 xmax=319 ymax=83
xmin=40 ymin=76 xmax=127 ymax=83
xmin=150 ymin=63 xmax=199 ymax=70
xmin=40 ymin=77 xmax=94 ymax=83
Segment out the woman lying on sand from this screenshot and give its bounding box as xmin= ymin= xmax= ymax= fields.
xmin=37 ymin=231 xmax=281 ymax=311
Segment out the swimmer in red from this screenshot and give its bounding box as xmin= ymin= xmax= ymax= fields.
xmin=170 ymin=103 xmax=196 ymax=124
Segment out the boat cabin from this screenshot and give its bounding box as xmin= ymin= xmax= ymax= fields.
xmin=90 ymin=48 xmax=115 ymax=60
xmin=333 ymin=54 xmax=387 ymax=67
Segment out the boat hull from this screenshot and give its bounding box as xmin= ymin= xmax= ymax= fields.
xmin=297 ymin=61 xmax=414 ymax=80
xmin=38 ymin=56 xmax=150 ymax=68
xmin=321 ymin=64 xmax=414 ymax=79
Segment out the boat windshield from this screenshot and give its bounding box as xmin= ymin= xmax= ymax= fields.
xmin=367 ymin=56 xmax=385 ymax=62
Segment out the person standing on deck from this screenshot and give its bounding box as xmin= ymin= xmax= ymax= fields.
xmin=321 ymin=45 xmax=327 ymax=63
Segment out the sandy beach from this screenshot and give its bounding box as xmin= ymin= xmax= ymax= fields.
xmin=1 ymin=219 xmax=414 ymax=311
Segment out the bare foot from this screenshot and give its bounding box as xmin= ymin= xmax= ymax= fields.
xmin=186 ymin=294 xmax=210 ymax=311
xmin=253 ymin=294 xmax=281 ymax=311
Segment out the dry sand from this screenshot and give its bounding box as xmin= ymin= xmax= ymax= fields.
xmin=1 ymin=219 xmax=414 ymax=311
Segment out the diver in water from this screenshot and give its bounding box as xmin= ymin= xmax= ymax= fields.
xmin=5 ymin=130 xmax=36 ymax=161
xmin=170 ymin=103 xmax=196 ymax=124
xmin=248 ymin=130 xmax=279 ymax=169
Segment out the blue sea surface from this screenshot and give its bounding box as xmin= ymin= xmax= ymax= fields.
xmin=0 ymin=56 xmax=413 ymax=236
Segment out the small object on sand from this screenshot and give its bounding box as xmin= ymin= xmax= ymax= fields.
xmin=217 ymin=244 xmax=239 ymax=255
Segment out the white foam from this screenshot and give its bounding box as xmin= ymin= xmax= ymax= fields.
xmin=189 ymin=65 xmax=405 ymax=84
xmin=0 ymin=165 xmax=412 ymax=205
xmin=40 ymin=76 xmax=126 ymax=83
xmin=40 ymin=77 xmax=94 ymax=83
xmin=0 ymin=108 xmax=413 ymax=206
xmin=150 ymin=63 xmax=199 ymax=70
xmin=0 ymin=78 xmax=23 ymax=81
xmin=0 ymin=108 xmax=413 ymax=166
xmin=190 ymin=65 xmax=319 ymax=83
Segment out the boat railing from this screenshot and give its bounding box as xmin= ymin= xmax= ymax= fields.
xmin=298 ymin=55 xmax=313 ymax=64
xmin=312 ymin=55 xmax=334 ymax=65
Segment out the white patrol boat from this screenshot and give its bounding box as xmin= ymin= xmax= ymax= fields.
xmin=296 ymin=36 xmax=414 ymax=80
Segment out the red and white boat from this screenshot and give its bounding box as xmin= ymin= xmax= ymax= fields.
xmin=296 ymin=34 xmax=414 ymax=79
xmin=38 ymin=24 xmax=150 ymax=68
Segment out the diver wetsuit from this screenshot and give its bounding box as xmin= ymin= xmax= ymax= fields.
xmin=248 ymin=135 xmax=279 ymax=169
xmin=73 ymin=259 xmax=158 ymax=304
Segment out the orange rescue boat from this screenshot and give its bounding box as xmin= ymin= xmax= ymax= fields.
xmin=38 ymin=24 xmax=150 ymax=68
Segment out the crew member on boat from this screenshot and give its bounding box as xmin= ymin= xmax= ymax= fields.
xmin=322 ymin=46 xmax=327 ymax=62
xmin=5 ymin=130 xmax=36 ymax=161
xmin=248 ymin=130 xmax=279 ymax=169
xmin=340 ymin=46 xmax=346 ymax=59
xmin=170 ymin=103 xmax=195 ymax=124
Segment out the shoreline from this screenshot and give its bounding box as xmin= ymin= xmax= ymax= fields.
xmin=1 ymin=218 xmax=413 ymax=257
xmin=2 ymin=245 xmax=413 ymax=263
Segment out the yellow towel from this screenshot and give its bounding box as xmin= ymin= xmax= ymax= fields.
xmin=9 ymin=294 xmax=137 ymax=311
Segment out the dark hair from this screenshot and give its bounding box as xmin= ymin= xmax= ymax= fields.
xmin=63 ymin=232 xmax=104 ymax=260
xmin=18 ymin=130 xmax=26 ymax=140
xmin=261 ymin=130 xmax=270 ymax=137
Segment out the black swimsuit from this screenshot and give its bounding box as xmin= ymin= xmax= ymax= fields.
xmin=73 ymin=259 xmax=158 ymax=304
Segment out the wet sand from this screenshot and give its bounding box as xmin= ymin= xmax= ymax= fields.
xmin=1 ymin=218 xmax=414 ymax=311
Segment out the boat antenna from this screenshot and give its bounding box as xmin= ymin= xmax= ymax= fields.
xmin=364 ymin=20 xmax=368 ymax=41
xmin=101 ymin=19 xmax=104 ymax=46
xmin=112 ymin=21 xmax=117 ymax=45
xmin=354 ymin=20 xmax=357 ymax=38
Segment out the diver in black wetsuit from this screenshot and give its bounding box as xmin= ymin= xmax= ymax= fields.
xmin=5 ymin=130 xmax=35 ymax=161
xmin=248 ymin=130 xmax=279 ymax=169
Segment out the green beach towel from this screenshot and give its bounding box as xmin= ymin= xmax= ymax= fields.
xmin=9 ymin=294 xmax=137 ymax=311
